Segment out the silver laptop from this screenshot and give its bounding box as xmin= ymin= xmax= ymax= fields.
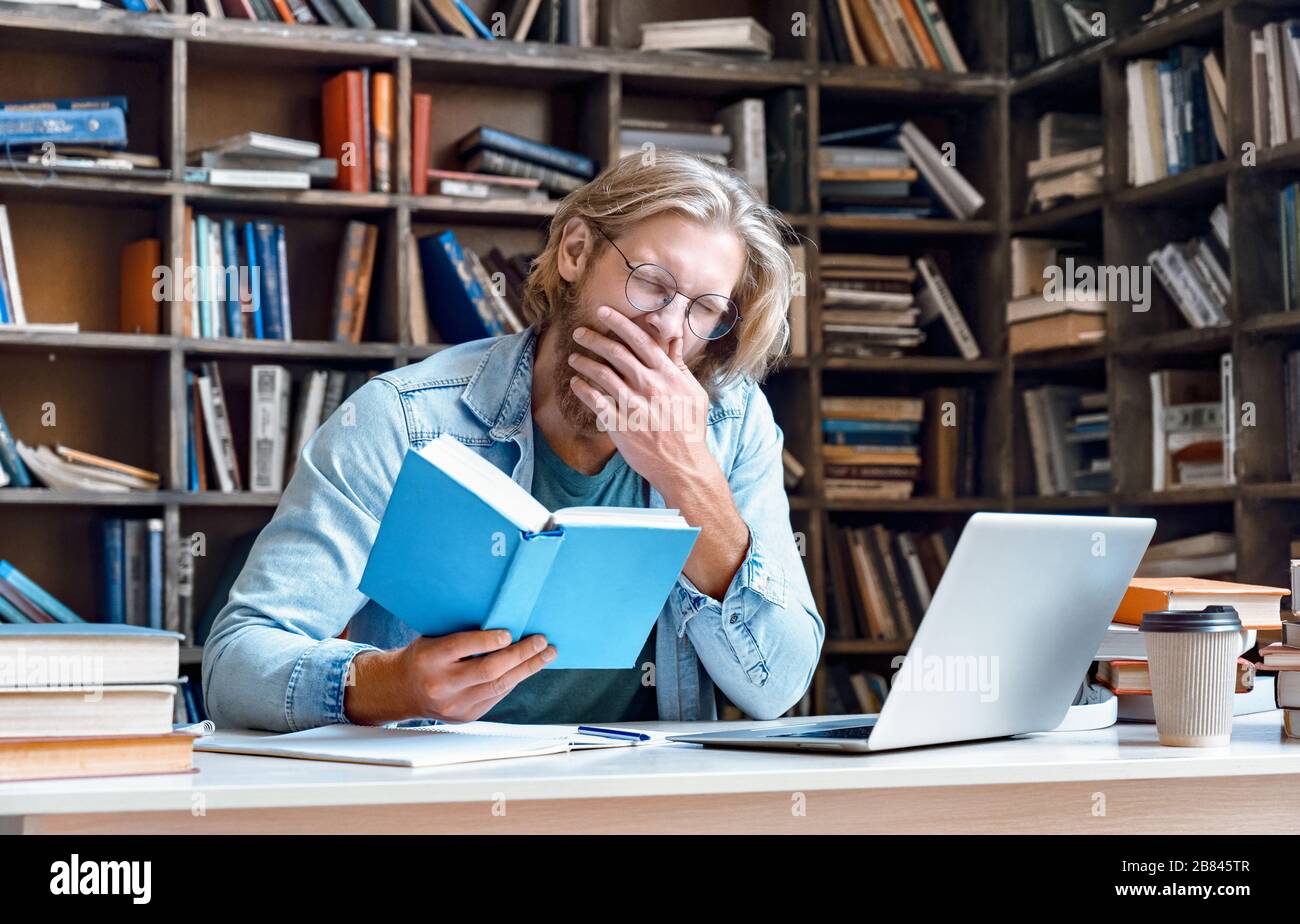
xmin=669 ymin=513 xmax=1155 ymax=753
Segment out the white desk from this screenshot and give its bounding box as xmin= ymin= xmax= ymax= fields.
xmin=3 ymin=712 xmax=1298 ymax=834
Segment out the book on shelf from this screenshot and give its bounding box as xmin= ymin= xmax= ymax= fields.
xmin=416 ymin=229 xmax=534 ymax=343
xmin=765 ymin=88 xmax=809 ymax=214
xmin=639 ymin=16 xmax=773 ymax=58
xmin=919 ymin=386 xmax=978 ymax=498
xmin=1006 ymin=239 xmax=1108 ymax=353
xmin=788 ymin=242 xmax=807 ymax=357
xmin=821 ymin=395 xmax=924 ymax=501
xmin=1025 ymin=0 xmax=1103 ymax=65
xmin=1125 ymin=45 xmax=1225 ymax=187
xmin=450 ymin=125 xmax=595 ymax=200
xmin=119 ymin=237 xmax=162 ymax=335
xmin=1135 ymin=531 xmax=1237 ymax=580
xmin=321 ymin=69 xmax=392 ymax=193
xmin=817 ymin=120 xmax=984 ymax=219
xmin=1025 ymin=146 xmax=1102 ymax=213
xmin=825 ymin=521 xmax=954 ymax=642
xmin=96 ymin=518 xmax=165 ymax=630
xmin=330 ymin=220 xmax=380 ymax=344
xmin=818 ymin=0 xmax=967 ymax=73
xmin=1022 ymin=385 xmax=1109 ymax=496
xmin=411 ymin=0 xmax=598 ymax=45
xmin=0 ymin=405 xmax=31 ymax=488
xmin=0 ymin=623 xmax=193 ymax=782
xmin=12 ymin=442 xmax=159 ymax=494
xmin=1249 ymin=19 xmax=1300 ymax=150
xmin=1147 ymin=203 xmax=1230 ymax=329
xmin=192 ymin=0 xmax=375 ymax=28
xmin=0 ymin=104 xmax=127 ymax=149
xmin=1148 ymin=362 xmax=1233 ymax=491
xmin=359 ymin=434 xmax=700 ymax=669
xmin=617 ymin=98 xmax=768 ymax=201
xmin=0 ymin=560 xmax=84 ymax=626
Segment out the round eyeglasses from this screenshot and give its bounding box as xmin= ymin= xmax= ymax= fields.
xmin=594 ymin=225 xmax=742 ymax=341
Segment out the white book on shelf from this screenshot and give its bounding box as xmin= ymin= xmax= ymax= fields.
xmin=1126 ymin=61 xmax=1155 ymax=185
xmin=1221 ymin=352 xmax=1236 ymax=486
xmin=896 ymin=121 xmax=984 ymax=219
xmin=288 ymin=370 xmax=329 ymax=482
xmin=190 ymin=132 xmax=320 ymax=160
xmin=196 ymin=368 xmax=239 ymax=493
xmin=249 ymin=365 xmax=291 ymax=494
xmin=915 ymin=256 xmax=980 ymax=360
xmin=0 ymin=205 xmax=26 ymax=325
xmin=716 ymin=98 xmax=767 ymax=201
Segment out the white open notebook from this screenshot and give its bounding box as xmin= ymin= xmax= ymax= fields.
xmin=196 ymin=722 xmax=672 ymax=768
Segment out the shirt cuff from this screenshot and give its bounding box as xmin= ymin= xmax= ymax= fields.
xmin=671 ymin=525 xmax=789 ymax=636
xmin=285 ymin=637 xmax=379 ymax=731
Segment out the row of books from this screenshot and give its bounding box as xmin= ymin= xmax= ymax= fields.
xmin=1024 ymin=112 xmax=1101 ymax=214
xmin=185 ymin=131 xmax=337 ymax=190
xmin=1148 ymin=202 xmax=1231 ymax=329
xmin=820 ymin=252 xmax=979 ymax=360
xmin=1150 ymin=357 xmax=1235 ymax=490
xmin=821 ymin=389 xmax=979 ymax=501
xmin=1026 ymin=0 xmax=1102 ymax=65
xmin=185 ymin=362 xmax=375 ymax=494
xmin=1125 ymin=46 xmax=1227 ymax=187
xmin=1250 ymin=17 xmax=1300 ymax=150
xmin=409 ymin=117 xmax=594 ymax=201
xmin=615 ymin=102 xmax=767 ymax=201
xmin=415 ymin=229 xmax=530 ymax=342
xmin=817 ymin=119 xmax=984 ymax=219
xmin=415 ymin=0 xmax=598 ymax=46
xmin=0 ymin=559 xmax=85 ymax=626
xmin=190 ymin=0 xmax=375 ymax=27
xmin=98 ymin=518 xmax=165 ymax=629
xmin=1021 ymin=386 xmax=1109 ymax=496
xmin=818 ymin=0 xmax=968 ymax=72
xmin=0 ymin=624 xmax=198 ymax=782
xmin=825 ymin=522 xmax=956 ymax=641
xmin=1006 ymin=238 xmax=1105 ymax=354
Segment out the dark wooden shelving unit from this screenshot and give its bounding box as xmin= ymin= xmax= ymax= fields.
xmin=1 ymin=0 xmax=1296 ymax=719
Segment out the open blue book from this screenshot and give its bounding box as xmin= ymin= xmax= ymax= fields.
xmin=360 ymin=435 xmax=700 ymax=669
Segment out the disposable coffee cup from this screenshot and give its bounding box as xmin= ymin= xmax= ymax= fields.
xmin=1140 ymin=605 xmax=1242 ymax=747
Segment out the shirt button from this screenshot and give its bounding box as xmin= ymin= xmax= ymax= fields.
xmin=729 ymin=614 xmax=739 ymax=625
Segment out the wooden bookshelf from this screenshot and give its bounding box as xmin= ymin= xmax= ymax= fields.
xmin=2 ymin=1 xmax=1294 ymax=720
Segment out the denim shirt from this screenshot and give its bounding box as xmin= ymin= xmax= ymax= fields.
xmin=201 ymin=328 xmax=824 ymax=731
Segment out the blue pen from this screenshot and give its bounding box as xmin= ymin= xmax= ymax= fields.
xmin=577 ymin=725 xmax=651 ymax=743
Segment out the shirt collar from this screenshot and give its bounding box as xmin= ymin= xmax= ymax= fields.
xmin=460 ymin=327 xmax=539 ymax=442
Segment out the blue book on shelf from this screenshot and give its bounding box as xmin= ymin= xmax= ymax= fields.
xmin=0 ymin=406 xmax=32 ymax=487
xmin=146 ymin=522 xmax=163 ymax=631
xmin=0 ymin=271 xmax=9 ymax=324
xmin=220 ymin=220 xmax=245 ymax=338
xmin=100 ymin=518 xmax=126 ymax=624
xmin=459 ymin=125 xmax=596 ymax=179
xmin=453 ymin=0 xmax=495 ymax=39
xmin=0 ymin=623 xmax=182 ymax=639
xmin=253 ymin=222 xmax=283 ymax=340
xmin=822 ymin=420 xmax=921 ymax=436
xmin=417 ymin=230 xmax=501 ymax=343
xmin=185 ymin=371 xmax=198 ymax=491
xmin=0 ymin=593 xmax=30 ymax=624
xmin=359 ymin=436 xmax=699 ymax=670
xmin=120 ymin=0 xmax=150 ymax=10
xmin=244 ymin=222 xmax=264 ymax=339
xmin=274 ymin=223 xmax=292 ymax=341
xmin=818 ymin=122 xmax=903 ymax=145
xmin=0 ymin=107 xmax=126 ymax=148
xmin=195 ymin=214 xmax=212 ymax=338
xmin=0 ymin=96 xmax=129 ymax=115
xmin=0 ymin=561 xmax=82 ymax=624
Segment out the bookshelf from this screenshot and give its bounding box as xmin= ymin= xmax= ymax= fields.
xmin=0 ymin=1 xmax=1292 ymax=715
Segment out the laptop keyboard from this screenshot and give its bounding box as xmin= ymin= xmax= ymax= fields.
xmin=774 ymin=724 xmax=874 ymax=740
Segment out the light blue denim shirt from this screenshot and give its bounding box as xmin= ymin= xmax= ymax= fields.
xmin=202 ymin=328 xmax=823 ymax=730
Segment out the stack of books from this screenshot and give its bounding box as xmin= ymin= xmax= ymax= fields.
xmin=416 ymin=229 xmax=529 ymax=343
xmin=0 ymin=95 xmax=154 ymax=185
xmin=0 ymin=624 xmax=194 ymax=783
xmin=0 ymin=560 xmax=84 ymax=626
xmin=1097 ymin=577 xmax=1287 ymax=723
xmin=0 ymin=205 xmax=77 ymax=334
xmin=1027 ymin=111 xmax=1101 ymax=213
xmin=97 ymin=518 xmax=166 ymax=629
xmin=1025 ymin=0 xmax=1104 ymax=65
xmin=1125 ymin=46 xmax=1227 ymax=187
xmin=1149 ymin=360 xmax=1235 ymax=490
xmin=322 ymin=69 xmax=395 ymax=193
xmin=1248 ymin=18 xmax=1300 ymax=151
xmin=1135 ymin=531 xmax=1237 ymax=579
xmin=821 ymin=396 xmax=923 ymax=501
xmin=1006 ymin=238 xmax=1106 ymax=354
xmin=413 ymin=0 xmax=598 ymax=45
xmin=617 ymin=101 xmax=768 ymax=200
xmin=818 ymin=120 xmax=985 ymax=219
xmin=186 ymin=132 xmax=333 ymax=190
xmin=825 ymin=522 xmax=955 ymax=642
xmin=640 ymin=16 xmax=773 ymax=58
xmin=817 ymin=0 xmax=967 ymax=72
xmin=447 ymin=125 xmax=596 ymax=199
xmin=13 ymin=444 xmax=159 ymax=494
xmin=1148 ymin=203 xmax=1231 ymax=329
xmin=192 ymin=0 xmax=376 ymax=28
xmin=1022 ymin=385 xmax=1109 ymax=496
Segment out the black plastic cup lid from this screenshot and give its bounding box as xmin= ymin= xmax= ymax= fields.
xmin=1140 ymin=605 xmax=1242 ymax=633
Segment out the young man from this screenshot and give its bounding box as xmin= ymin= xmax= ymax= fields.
xmin=203 ymin=150 xmax=823 ymax=730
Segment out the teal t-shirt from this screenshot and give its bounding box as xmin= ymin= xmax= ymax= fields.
xmin=481 ymin=426 xmax=659 ymax=724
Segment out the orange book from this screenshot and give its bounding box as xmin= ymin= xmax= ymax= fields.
xmin=411 ymin=93 xmax=433 ymax=196
xmin=322 ymin=70 xmax=369 ymax=193
xmin=350 ymin=224 xmax=379 ymax=343
xmin=818 ymin=167 xmax=919 ymax=181
xmin=119 ymin=238 xmax=162 ymax=335
xmin=270 ymin=0 xmax=296 ymax=23
xmin=897 ymin=0 xmax=943 ymax=70
xmin=371 ymin=72 xmax=393 ymax=194
xmin=848 ymin=0 xmax=896 ymax=67
xmin=1112 ymin=577 xmax=1288 ymax=631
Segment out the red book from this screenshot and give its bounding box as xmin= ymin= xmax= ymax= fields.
xmin=411 ymin=93 xmax=433 ymax=197
xmin=322 ymin=71 xmax=369 ymax=193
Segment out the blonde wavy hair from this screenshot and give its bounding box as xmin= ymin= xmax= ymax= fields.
xmin=522 ymin=149 xmax=797 ymax=395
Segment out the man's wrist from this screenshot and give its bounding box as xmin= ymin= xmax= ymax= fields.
xmin=344 ymin=647 xmax=414 ymax=725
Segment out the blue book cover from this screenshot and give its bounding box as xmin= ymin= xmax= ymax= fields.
xmin=0 ymin=406 xmax=32 ymax=487
xmin=462 ymin=125 xmax=596 ymax=179
xmin=0 ymin=271 xmax=9 ymax=324
xmin=0 ymin=561 xmax=82 ymax=624
xmin=0 ymin=623 xmax=181 ymax=639
xmin=0 ymin=107 xmax=127 ymax=148
xmin=359 ymin=437 xmax=699 ymax=670
xmin=453 ymin=0 xmax=495 ymax=39
xmin=100 ymin=518 xmax=126 ymax=624
xmin=0 ymin=96 xmax=129 ymax=115
xmin=0 ymin=592 xmax=30 ymax=624
xmin=253 ymin=222 xmax=283 ymax=340
xmin=274 ymin=223 xmax=292 ymax=340
xmin=146 ymin=520 xmax=163 ymax=631
xmin=220 ymin=220 xmax=245 ymax=338
xmin=822 ymin=420 xmax=922 ymax=435
xmin=194 ymin=214 xmax=212 ymax=338
xmin=244 ymin=222 xmax=264 ymax=339
xmin=416 ymin=231 xmax=498 ymax=343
